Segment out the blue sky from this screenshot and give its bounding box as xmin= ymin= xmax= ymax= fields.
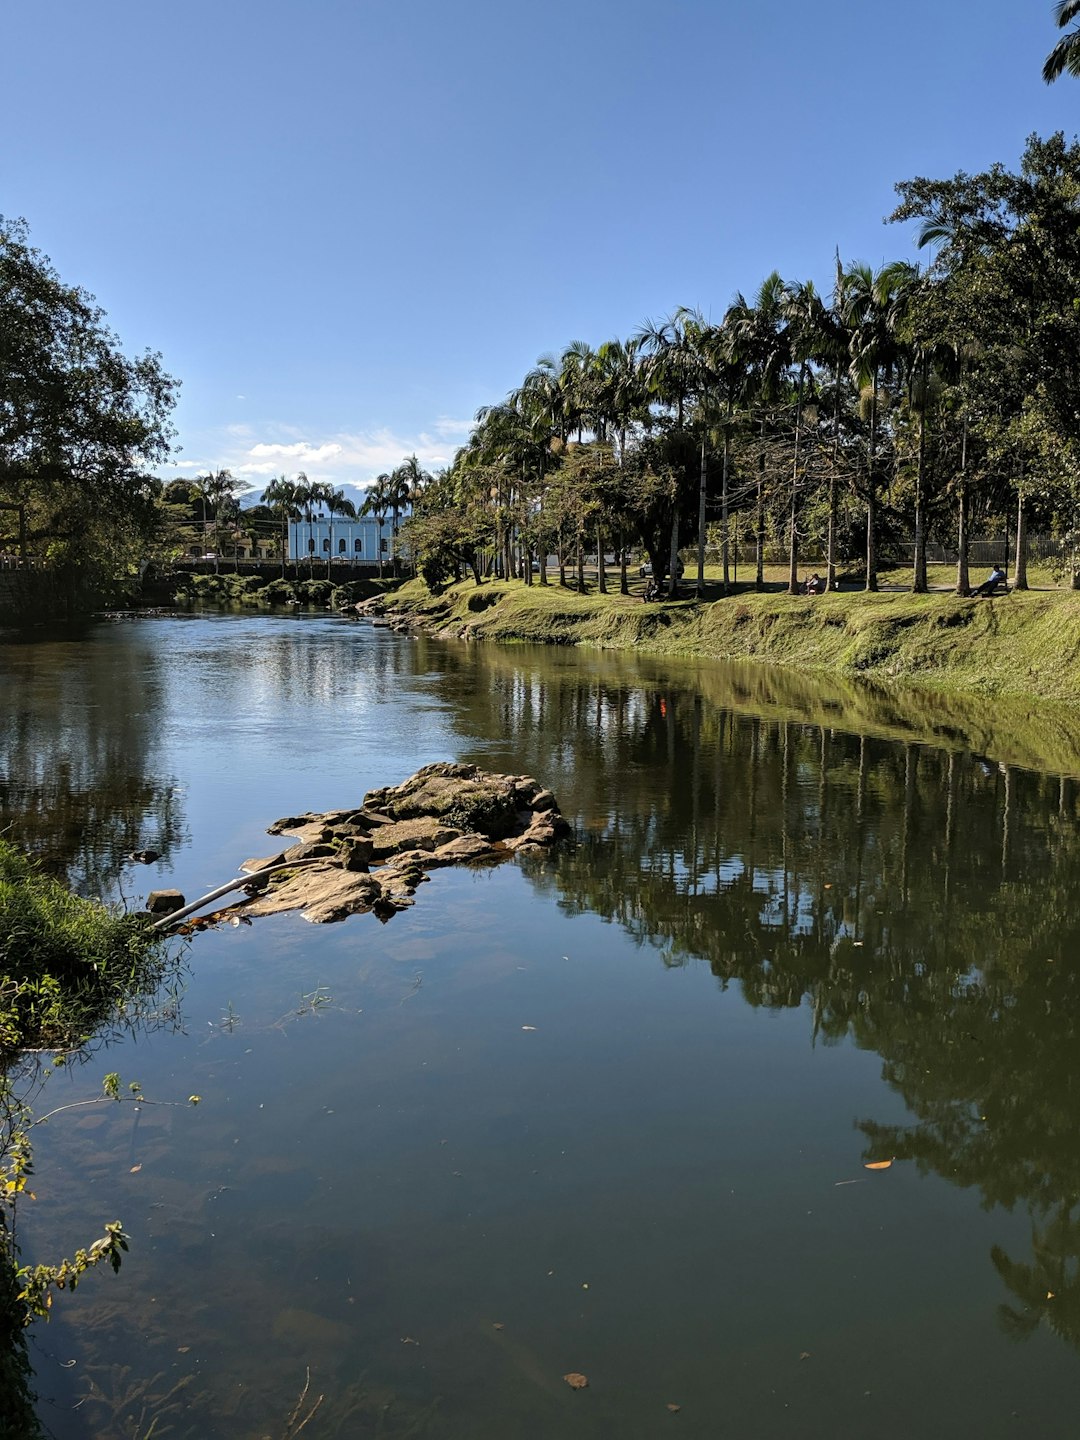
xmin=4 ymin=1 xmax=1078 ymax=495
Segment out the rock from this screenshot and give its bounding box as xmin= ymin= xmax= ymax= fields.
xmin=363 ymin=762 xmax=541 ymax=840
xmin=146 ymin=889 xmax=185 ymax=915
xmin=431 ymin=833 xmax=492 ymax=864
xmin=207 ymin=764 xmax=568 ymax=930
xmin=244 ymin=869 xmax=381 ymax=924
xmin=368 ymin=817 xmax=464 ymax=859
xmin=240 ymin=851 xmax=291 ymax=874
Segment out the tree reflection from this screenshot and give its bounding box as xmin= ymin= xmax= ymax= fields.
xmin=438 ymin=645 xmax=1080 ymax=1357
xmin=0 ymin=627 xmax=187 ymax=895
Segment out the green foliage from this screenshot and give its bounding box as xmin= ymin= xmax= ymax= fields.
xmin=0 ymin=839 xmax=167 ymax=1053
xmin=0 ymin=216 xmax=178 ymax=592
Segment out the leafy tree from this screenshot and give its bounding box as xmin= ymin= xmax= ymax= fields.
xmin=0 ymin=216 xmax=178 ymax=593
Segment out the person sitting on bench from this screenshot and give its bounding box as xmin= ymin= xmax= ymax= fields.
xmin=971 ymin=565 xmax=1007 ymax=597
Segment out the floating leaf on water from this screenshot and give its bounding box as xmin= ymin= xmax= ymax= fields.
xmin=522 ymin=1025 xmax=537 ymax=1031
xmin=799 ymin=1352 xmax=811 ymax=1360
xmin=492 ymin=1322 xmax=505 ymax=1331
xmin=563 ymin=1372 xmax=588 ymax=1389
xmin=129 ymin=1164 xmax=142 ymax=1174
xmin=667 ymin=1402 xmax=681 ymax=1413
xmin=178 ymin=1345 xmax=190 ymax=1353
xmin=864 ymin=1160 xmax=892 ymax=1171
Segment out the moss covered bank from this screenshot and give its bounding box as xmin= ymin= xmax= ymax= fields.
xmin=359 ymin=580 xmax=1080 ymax=706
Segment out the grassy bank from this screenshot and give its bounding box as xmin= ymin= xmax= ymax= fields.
xmin=0 ymin=840 xmax=169 ymax=1055
xmin=363 ymin=576 xmax=1080 ymax=705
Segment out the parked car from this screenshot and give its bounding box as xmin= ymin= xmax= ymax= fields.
xmin=639 ymin=559 xmax=684 ymax=579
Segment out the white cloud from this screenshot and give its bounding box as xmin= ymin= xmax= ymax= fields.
xmin=170 ymin=423 xmax=475 ymax=489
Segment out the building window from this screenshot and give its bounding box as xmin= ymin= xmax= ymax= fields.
xmin=338 ymin=539 xmax=347 ymax=554
xmin=322 ymin=539 xmax=330 ymax=553
xmin=380 ymin=538 xmax=388 ymax=553
xmin=354 ymin=539 xmax=363 ymax=554
xmin=307 ymin=539 xmax=316 ymax=553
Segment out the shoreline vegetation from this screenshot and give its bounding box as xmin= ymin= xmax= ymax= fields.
xmin=354 ymin=571 xmax=1080 ymax=710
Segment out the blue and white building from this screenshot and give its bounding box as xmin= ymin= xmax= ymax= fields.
xmin=287 ymin=515 xmax=398 ymax=566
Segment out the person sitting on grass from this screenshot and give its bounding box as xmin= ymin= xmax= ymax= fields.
xmin=804 ymin=573 xmax=824 ymax=596
xmin=643 ymin=577 xmax=659 ymax=602
xmin=970 ymin=565 xmax=1007 ymax=598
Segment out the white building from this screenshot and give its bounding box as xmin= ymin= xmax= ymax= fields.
xmin=288 ymin=516 xmax=397 ymax=565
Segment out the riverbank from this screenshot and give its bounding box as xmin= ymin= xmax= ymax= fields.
xmin=359 ymin=578 xmax=1080 ymax=705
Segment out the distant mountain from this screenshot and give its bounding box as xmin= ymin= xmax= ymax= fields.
xmin=240 ymin=482 xmax=372 ymax=512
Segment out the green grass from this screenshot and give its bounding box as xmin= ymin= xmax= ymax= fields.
xmin=368 ymin=573 xmax=1080 ymax=705
xmin=0 ymin=841 xmax=168 ymax=1054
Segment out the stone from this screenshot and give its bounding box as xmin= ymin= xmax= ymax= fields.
xmin=367 ymin=817 xmax=463 ymax=859
xmin=146 ymin=889 xmax=185 ymax=915
xmin=201 ymin=764 xmax=567 ymax=931
xmin=240 ymin=851 xmax=291 ymax=874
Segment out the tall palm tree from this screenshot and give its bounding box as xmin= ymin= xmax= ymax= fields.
xmin=324 ymin=486 xmax=357 ymax=577
xmin=263 ymin=474 xmax=304 ymax=578
xmin=781 ymin=280 xmax=830 ymax=594
xmin=360 ymin=474 xmax=394 ymax=577
xmin=841 ymin=260 xmax=916 ymax=591
xmin=193 ymin=469 xmax=238 ymax=574
xmin=1044 ymin=1 xmax=1080 ymax=81
xmin=726 ymin=274 xmax=793 ymax=590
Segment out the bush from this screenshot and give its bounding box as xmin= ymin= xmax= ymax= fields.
xmin=0 ymin=841 xmax=167 ymax=1053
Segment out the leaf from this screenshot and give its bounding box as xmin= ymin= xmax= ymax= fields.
xmin=667 ymin=1402 xmax=681 ymax=1412
xmin=563 ymin=1372 xmax=588 ymax=1390
xmin=864 ymin=1160 xmax=892 ymax=1171
xmin=129 ymin=1164 xmax=142 ymax=1174
xmin=522 ymin=1025 xmax=537 ymax=1031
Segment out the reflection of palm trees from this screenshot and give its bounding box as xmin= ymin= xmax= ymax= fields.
xmin=993 ymin=1207 xmax=1080 ymax=1348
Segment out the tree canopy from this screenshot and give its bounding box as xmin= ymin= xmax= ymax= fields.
xmin=0 ymin=216 xmax=178 ymax=585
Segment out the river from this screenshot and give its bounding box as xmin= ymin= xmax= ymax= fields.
xmin=3 ymin=611 xmax=1080 ymax=1438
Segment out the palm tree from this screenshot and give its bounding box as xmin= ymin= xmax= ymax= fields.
xmin=264 ymin=474 xmax=304 ymax=578
xmin=726 ymin=275 xmax=793 ymax=590
xmin=324 ymin=487 xmax=357 ymax=577
xmin=841 ymin=260 xmax=916 ymax=591
xmin=360 ymin=474 xmax=392 ymax=578
xmin=193 ymin=469 xmax=238 ymax=573
xmin=1044 ymin=1 xmax=1080 ymax=81
xmin=781 ymin=281 xmax=830 ymax=594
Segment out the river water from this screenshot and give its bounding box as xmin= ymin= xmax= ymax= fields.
xmin=3 ymin=611 xmax=1080 ymax=1438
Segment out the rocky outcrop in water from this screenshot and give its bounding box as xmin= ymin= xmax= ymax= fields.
xmin=219 ymin=763 xmax=569 ymax=926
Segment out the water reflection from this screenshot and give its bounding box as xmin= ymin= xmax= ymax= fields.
xmin=0 ymin=624 xmax=187 ymax=895
xmin=6 ymin=617 xmax=1080 ymax=1433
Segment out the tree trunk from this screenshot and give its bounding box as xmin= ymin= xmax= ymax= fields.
xmin=597 ymin=527 xmax=606 ymax=594
xmin=668 ymin=512 xmax=680 ymax=599
xmin=865 ymin=371 xmax=878 ymax=592
xmin=955 ymin=415 xmax=970 ymax=596
xmin=576 ymin=538 xmax=585 ymax=592
xmin=912 ymin=395 xmax=927 ymax=592
xmin=956 ymin=482 xmax=970 ymax=597
xmin=619 ymin=531 xmax=629 ymax=596
xmin=788 ymin=364 xmax=806 ymax=595
xmin=721 ymin=420 xmax=731 ymax=595
xmin=755 ymin=439 xmax=765 ymax=591
xmin=696 ymin=432 xmax=707 ymax=598
xmin=1014 ymin=478 xmax=1029 ymax=591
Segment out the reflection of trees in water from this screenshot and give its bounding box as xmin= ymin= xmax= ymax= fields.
xmin=446 ymin=647 xmax=1080 ymax=1357
xmin=0 ymin=631 xmax=187 ymax=895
